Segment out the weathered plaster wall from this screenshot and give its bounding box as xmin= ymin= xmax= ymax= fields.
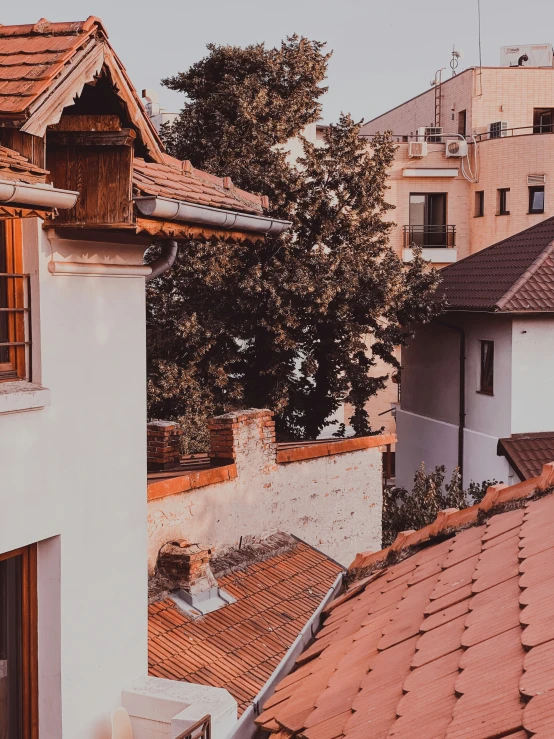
xmin=147 ymin=412 xmax=386 ymax=572
xmin=0 ymin=220 xmax=148 ymax=739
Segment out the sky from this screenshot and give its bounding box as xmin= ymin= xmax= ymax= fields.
xmin=3 ymin=0 xmax=554 ymax=124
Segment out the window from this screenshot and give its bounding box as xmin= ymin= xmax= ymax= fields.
xmin=407 ymin=193 xmax=455 ymax=247
xmin=497 ymin=188 xmax=510 ymax=216
xmin=529 ymin=186 xmax=545 ymax=214
xmin=0 ymin=546 xmax=37 ymax=739
xmin=0 ymin=220 xmax=26 ymax=381
xmin=475 ymin=191 xmax=485 ymax=217
xmin=533 ymin=108 xmax=554 ymax=134
xmin=458 ymin=110 xmax=467 ymax=137
xmin=479 ymin=341 xmax=494 ymax=395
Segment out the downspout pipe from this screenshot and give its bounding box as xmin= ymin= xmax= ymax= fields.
xmin=437 ymin=319 xmax=466 ymax=488
xmin=145 ymin=240 xmax=178 ymax=281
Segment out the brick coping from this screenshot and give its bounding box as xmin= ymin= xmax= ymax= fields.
xmin=276 ymin=433 xmax=396 ymax=464
xmin=147 ymin=463 xmax=237 ymax=502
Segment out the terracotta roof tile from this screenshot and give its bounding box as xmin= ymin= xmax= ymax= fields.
xmin=258 ymin=469 xmax=554 ymax=738
xmin=0 ymin=144 xmax=48 ymax=183
xmin=148 ymin=540 xmax=341 ymax=715
xmin=133 ymin=157 xmax=265 ymax=216
xmin=499 ymin=432 xmax=554 ymax=481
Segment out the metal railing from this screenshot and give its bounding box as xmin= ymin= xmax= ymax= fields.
xmin=0 ymin=273 xmax=32 ymax=381
xmin=175 ymin=715 xmax=211 ymax=739
xmin=403 ymin=225 xmax=456 ymax=249
xmin=361 ymin=126 xmax=554 ymax=143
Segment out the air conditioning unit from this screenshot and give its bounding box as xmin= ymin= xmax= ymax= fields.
xmin=445 ymin=139 xmax=469 ymax=157
xmin=417 ymin=126 xmax=443 ymax=143
xmin=408 ymin=141 xmax=428 ymax=158
xmin=489 ymin=121 xmax=508 ymax=139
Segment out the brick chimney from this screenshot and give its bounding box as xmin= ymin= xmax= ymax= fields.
xmin=157 ymin=541 xmax=217 ymax=603
xmin=147 ymin=420 xmax=182 ymax=471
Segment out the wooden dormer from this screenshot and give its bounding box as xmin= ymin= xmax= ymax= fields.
xmin=46 ymin=113 xmax=135 ymax=229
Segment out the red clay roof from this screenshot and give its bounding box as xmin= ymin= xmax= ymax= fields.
xmin=148 ymin=538 xmax=342 ymax=715
xmin=499 ymin=433 xmax=554 ymax=481
xmin=257 ymin=465 xmax=554 ymax=738
xmin=133 ymin=157 xmax=265 ymax=215
xmin=439 ymin=217 xmax=554 ymax=312
xmin=0 ymin=144 xmax=48 ymax=183
xmin=0 ymin=17 xmax=105 ymax=116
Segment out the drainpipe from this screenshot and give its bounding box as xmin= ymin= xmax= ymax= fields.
xmin=437 ymin=319 xmax=465 ymax=488
xmin=145 ymin=240 xmax=178 ymax=281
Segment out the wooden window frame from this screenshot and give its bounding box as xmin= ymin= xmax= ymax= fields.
xmin=0 ymin=220 xmax=26 ymax=382
xmin=478 ymin=340 xmax=494 ymax=396
xmin=0 ymin=544 xmax=38 ymax=739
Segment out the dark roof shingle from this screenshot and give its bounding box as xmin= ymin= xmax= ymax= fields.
xmin=439 ymin=216 xmax=554 ymax=312
xmin=499 ymin=432 xmax=554 ymax=481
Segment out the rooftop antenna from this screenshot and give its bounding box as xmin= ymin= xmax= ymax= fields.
xmin=451 ymin=46 xmax=464 ymax=76
xmin=477 ymin=0 xmax=483 ymax=95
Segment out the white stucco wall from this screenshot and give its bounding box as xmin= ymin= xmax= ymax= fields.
xmin=148 ymin=415 xmax=385 ymax=572
xmin=0 ymin=219 xmax=148 ymax=738
xmin=511 ymin=316 xmax=554 ymax=434
xmin=397 ymin=313 xmax=514 ymax=489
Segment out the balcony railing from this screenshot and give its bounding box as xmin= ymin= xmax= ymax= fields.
xmin=403 ymin=225 xmax=456 ymax=249
xmin=0 ymin=273 xmax=32 ymax=381
xmin=175 ymin=715 xmax=211 ymax=739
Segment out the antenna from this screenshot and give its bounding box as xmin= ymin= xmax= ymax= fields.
xmin=451 ymin=46 xmax=464 ymax=76
xmin=477 ymin=0 xmax=483 ymax=70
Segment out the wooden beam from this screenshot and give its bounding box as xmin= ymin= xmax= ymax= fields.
xmin=49 ymin=114 xmax=121 ymax=132
xmin=47 ymin=129 xmax=136 ymax=146
xmin=0 ymin=205 xmax=53 ymax=220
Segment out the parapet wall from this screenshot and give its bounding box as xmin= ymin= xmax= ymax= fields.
xmin=147 ymin=409 xmax=394 ymax=573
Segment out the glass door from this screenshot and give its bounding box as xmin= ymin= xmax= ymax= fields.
xmin=409 ymin=194 xmax=447 ymax=247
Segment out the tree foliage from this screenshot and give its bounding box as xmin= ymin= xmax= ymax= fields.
xmin=147 ymin=36 xmax=443 ymax=449
xmin=382 ymin=464 xmax=499 ymax=548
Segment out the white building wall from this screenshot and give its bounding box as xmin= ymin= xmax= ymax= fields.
xmin=0 ymin=219 xmax=148 ymax=738
xmin=512 ymin=316 xmax=554 ymax=433
xmin=397 ymin=313 xmax=514 ymax=490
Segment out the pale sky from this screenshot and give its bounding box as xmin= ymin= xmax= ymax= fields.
xmin=3 ymin=0 xmax=554 ymax=124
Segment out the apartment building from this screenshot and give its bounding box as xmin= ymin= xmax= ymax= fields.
xmin=361 ymin=48 xmax=554 ymax=266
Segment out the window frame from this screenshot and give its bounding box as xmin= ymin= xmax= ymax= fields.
xmin=479 ymin=340 xmax=494 ymax=396
xmin=0 ymin=220 xmax=26 ymax=382
xmin=497 ymin=188 xmax=510 ymax=216
xmin=0 ymin=544 xmax=38 ymax=739
xmin=475 ymin=190 xmax=485 ymax=218
xmin=458 ymin=109 xmax=467 ymax=137
xmin=533 ymin=107 xmax=554 ymax=134
xmin=529 ymin=185 xmax=545 ymax=214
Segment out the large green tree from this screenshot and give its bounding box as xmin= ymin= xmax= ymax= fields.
xmin=147 ymin=37 xmax=441 ymax=449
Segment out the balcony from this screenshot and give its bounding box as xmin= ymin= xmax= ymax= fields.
xmin=402 ymin=225 xmax=457 ymax=264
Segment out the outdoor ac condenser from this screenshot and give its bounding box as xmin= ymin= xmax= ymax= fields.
xmin=445 ymin=139 xmax=469 ymax=157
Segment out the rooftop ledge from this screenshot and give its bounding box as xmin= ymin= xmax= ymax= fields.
xmin=0 ymin=381 xmax=50 ymax=415
xmin=276 ymin=433 xmax=396 ymax=463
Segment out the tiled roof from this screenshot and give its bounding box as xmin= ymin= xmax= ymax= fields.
xmin=148 ymin=538 xmax=342 ymax=715
xmin=133 ymin=157 xmax=265 ymax=215
xmin=0 ymin=144 xmax=48 ymax=183
xmin=0 ymin=17 xmax=104 ymax=116
xmin=257 ymin=464 xmax=554 ymax=738
xmin=499 ymin=433 xmax=554 ymax=481
xmin=439 ymin=217 xmax=554 ymax=312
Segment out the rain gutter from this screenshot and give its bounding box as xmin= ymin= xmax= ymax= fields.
xmin=0 ymin=178 xmax=78 ymax=210
xmin=225 ymin=571 xmax=344 ymax=739
xmin=134 ymin=196 xmax=292 ymax=236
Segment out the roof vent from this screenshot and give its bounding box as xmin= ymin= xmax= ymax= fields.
xmin=157 ymin=540 xmax=235 ymax=617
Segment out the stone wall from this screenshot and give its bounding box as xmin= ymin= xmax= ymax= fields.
xmin=147 ymin=410 xmax=393 ymax=573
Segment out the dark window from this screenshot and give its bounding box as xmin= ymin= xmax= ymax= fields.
xmin=533 ymin=108 xmax=554 ymax=134
xmin=458 ymin=110 xmax=467 ymax=137
xmin=529 ymin=186 xmax=545 ymax=214
xmin=475 ymin=191 xmax=485 ymax=217
xmin=479 ymin=341 xmax=494 ymax=395
xmin=0 ymin=546 xmax=37 ymax=739
xmin=497 ymin=188 xmax=510 ymax=215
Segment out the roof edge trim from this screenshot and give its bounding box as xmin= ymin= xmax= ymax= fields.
xmin=134 ymin=196 xmax=291 ymax=236
xmin=496 ymin=238 xmax=554 ymax=310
